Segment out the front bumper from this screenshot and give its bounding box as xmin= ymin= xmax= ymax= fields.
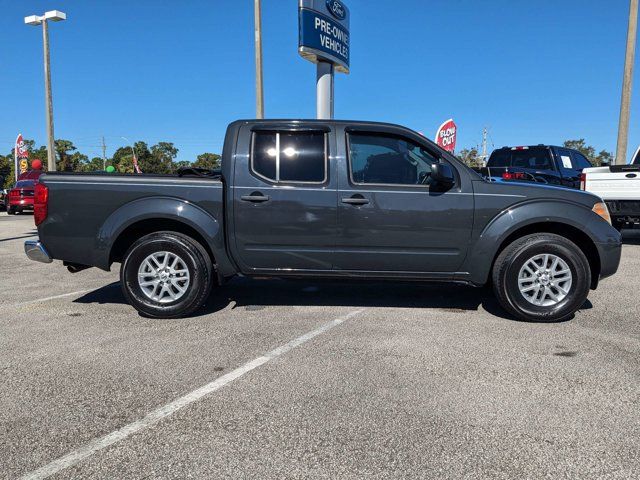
xmin=24 ymin=240 xmax=53 ymax=264
xmin=596 ymin=237 xmax=622 ymax=281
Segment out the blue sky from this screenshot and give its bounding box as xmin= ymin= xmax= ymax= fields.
xmin=1 ymin=0 xmax=638 ymax=162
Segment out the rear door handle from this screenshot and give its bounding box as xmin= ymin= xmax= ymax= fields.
xmin=241 ymin=193 xmax=270 ymax=203
xmin=341 ymin=197 xmax=369 ymax=206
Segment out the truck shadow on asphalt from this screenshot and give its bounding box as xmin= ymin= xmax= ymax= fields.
xmin=0 ymin=230 xmax=38 ymax=243
xmin=74 ymin=278 xmax=591 ymax=323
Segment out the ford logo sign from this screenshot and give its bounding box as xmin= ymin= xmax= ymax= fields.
xmin=326 ymin=0 xmax=346 ymax=20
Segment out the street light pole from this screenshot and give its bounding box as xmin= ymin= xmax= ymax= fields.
xmin=254 ymin=0 xmax=264 ymax=119
xmin=616 ymin=0 xmax=639 ymax=165
xmin=42 ymin=19 xmax=56 ymax=172
xmin=25 ymin=10 xmax=66 ymax=172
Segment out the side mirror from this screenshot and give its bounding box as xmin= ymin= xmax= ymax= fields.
xmin=431 ymin=162 xmax=455 ymax=187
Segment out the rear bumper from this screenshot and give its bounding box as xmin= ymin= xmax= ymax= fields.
xmin=9 ymin=199 xmax=34 ymax=210
xmin=24 ymin=240 xmax=53 ymax=264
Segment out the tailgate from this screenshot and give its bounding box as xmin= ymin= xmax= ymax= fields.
xmin=583 ymin=166 xmax=640 ymax=200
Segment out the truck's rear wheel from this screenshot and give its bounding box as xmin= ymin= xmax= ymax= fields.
xmin=120 ymin=231 xmax=212 ymax=318
xmin=492 ymin=233 xmax=591 ymax=322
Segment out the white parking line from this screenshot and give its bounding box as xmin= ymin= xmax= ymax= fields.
xmin=8 ymin=289 xmax=94 ymax=308
xmin=19 ymin=308 xmax=364 ymax=480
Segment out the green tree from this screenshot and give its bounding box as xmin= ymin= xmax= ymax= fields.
xmin=562 ymin=139 xmax=595 ymax=161
xmin=563 ymin=139 xmax=613 ymax=166
xmin=148 ymin=142 xmax=178 ymax=174
xmin=80 ymin=157 xmax=107 ymax=172
xmin=193 ymin=152 xmax=221 ymax=170
xmin=173 ymin=160 xmax=192 ymax=170
xmin=66 ymin=152 xmax=88 ymax=172
xmin=457 ymin=147 xmax=481 ymax=167
xmin=595 ymin=150 xmax=614 ymax=166
xmin=112 ymin=141 xmax=152 ymax=173
xmin=54 ymin=139 xmax=77 ymax=171
xmin=0 ymin=154 xmax=11 ymax=189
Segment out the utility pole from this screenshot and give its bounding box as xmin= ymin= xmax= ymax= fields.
xmin=616 ymin=0 xmax=639 ymax=165
xmin=254 ymin=0 xmax=264 ymax=119
xmin=481 ymin=127 xmax=488 ymax=166
xmin=101 ymin=136 xmax=107 ymax=170
xmin=25 ymin=10 xmax=66 ymax=172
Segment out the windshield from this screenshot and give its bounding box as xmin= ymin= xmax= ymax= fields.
xmin=15 ymin=180 xmax=35 ymax=188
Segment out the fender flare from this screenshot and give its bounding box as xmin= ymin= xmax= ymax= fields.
xmin=92 ymin=196 xmax=226 ymax=271
xmin=462 ymin=199 xmax=611 ymax=285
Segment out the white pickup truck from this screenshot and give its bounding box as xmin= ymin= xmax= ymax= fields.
xmin=580 ymin=147 xmax=640 ymax=230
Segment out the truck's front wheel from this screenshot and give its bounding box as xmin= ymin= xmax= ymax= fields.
xmin=492 ymin=233 xmax=591 ymax=322
xmin=121 ymin=231 xmax=213 ymax=318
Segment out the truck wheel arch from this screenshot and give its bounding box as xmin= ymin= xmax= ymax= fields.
xmin=109 ymin=218 xmax=215 ymax=266
xmin=95 ymin=197 xmax=225 ymax=273
xmin=489 ymin=222 xmax=601 ymax=289
xmin=464 ymin=200 xmax=605 ymax=289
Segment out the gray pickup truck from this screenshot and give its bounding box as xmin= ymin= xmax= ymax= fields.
xmin=25 ymin=120 xmax=622 ymax=322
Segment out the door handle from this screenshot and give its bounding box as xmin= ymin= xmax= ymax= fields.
xmin=241 ymin=193 xmax=270 ymax=203
xmin=341 ymin=196 xmax=369 ymax=206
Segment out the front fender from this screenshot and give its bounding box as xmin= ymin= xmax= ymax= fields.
xmin=93 ymin=196 xmax=224 ymax=270
xmin=462 ymin=199 xmax=620 ymax=285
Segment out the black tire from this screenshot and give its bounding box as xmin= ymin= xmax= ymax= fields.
xmin=120 ymin=231 xmax=213 ymax=318
xmin=492 ymin=233 xmax=591 ymax=322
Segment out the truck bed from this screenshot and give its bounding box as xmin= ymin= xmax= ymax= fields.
xmin=37 ymin=172 xmax=224 ymax=270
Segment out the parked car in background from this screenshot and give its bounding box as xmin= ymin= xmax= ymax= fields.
xmin=5 ymin=170 xmax=44 ymax=215
xmin=25 ymin=120 xmax=621 ymax=322
xmin=7 ymin=180 xmax=37 ymax=214
xmin=475 ymin=145 xmax=593 ymax=189
xmin=580 ymin=146 xmax=640 ymax=230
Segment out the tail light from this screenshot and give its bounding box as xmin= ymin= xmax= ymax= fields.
xmin=34 ymin=182 xmax=49 ymax=226
xmin=502 ymin=171 xmax=526 ymax=180
xmin=9 ymin=189 xmax=19 ymax=198
xmin=579 ymin=173 xmax=587 ymax=190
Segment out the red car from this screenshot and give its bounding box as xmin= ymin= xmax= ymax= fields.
xmin=6 ymin=171 xmax=43 ymax=215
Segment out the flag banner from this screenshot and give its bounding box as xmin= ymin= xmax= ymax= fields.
xmin=14 ymin=134 xmax=30 ymax=181
xmin=132 ymin=153 xmax=142 ymax=174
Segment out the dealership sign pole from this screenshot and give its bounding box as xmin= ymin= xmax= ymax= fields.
xmin=435 ymin=119 xmax=457 ymax=154
xmin=298 ymin=0 xmax=350 ymax=119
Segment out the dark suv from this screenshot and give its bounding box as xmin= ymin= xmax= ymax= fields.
xmin=477 ymin=145 xmax=593 ymax=189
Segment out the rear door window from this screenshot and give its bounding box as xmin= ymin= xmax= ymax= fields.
xmin=251 ymin=131 xmax=326 ymax=183
xmin=569 ymin=151 xmax=592 ymax=170
xmin=556 ymin=148 xmax=575 ymax=169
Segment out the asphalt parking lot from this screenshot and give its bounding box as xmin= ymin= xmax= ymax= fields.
xmin=1 ymin=212 xmax=639 ymax=479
